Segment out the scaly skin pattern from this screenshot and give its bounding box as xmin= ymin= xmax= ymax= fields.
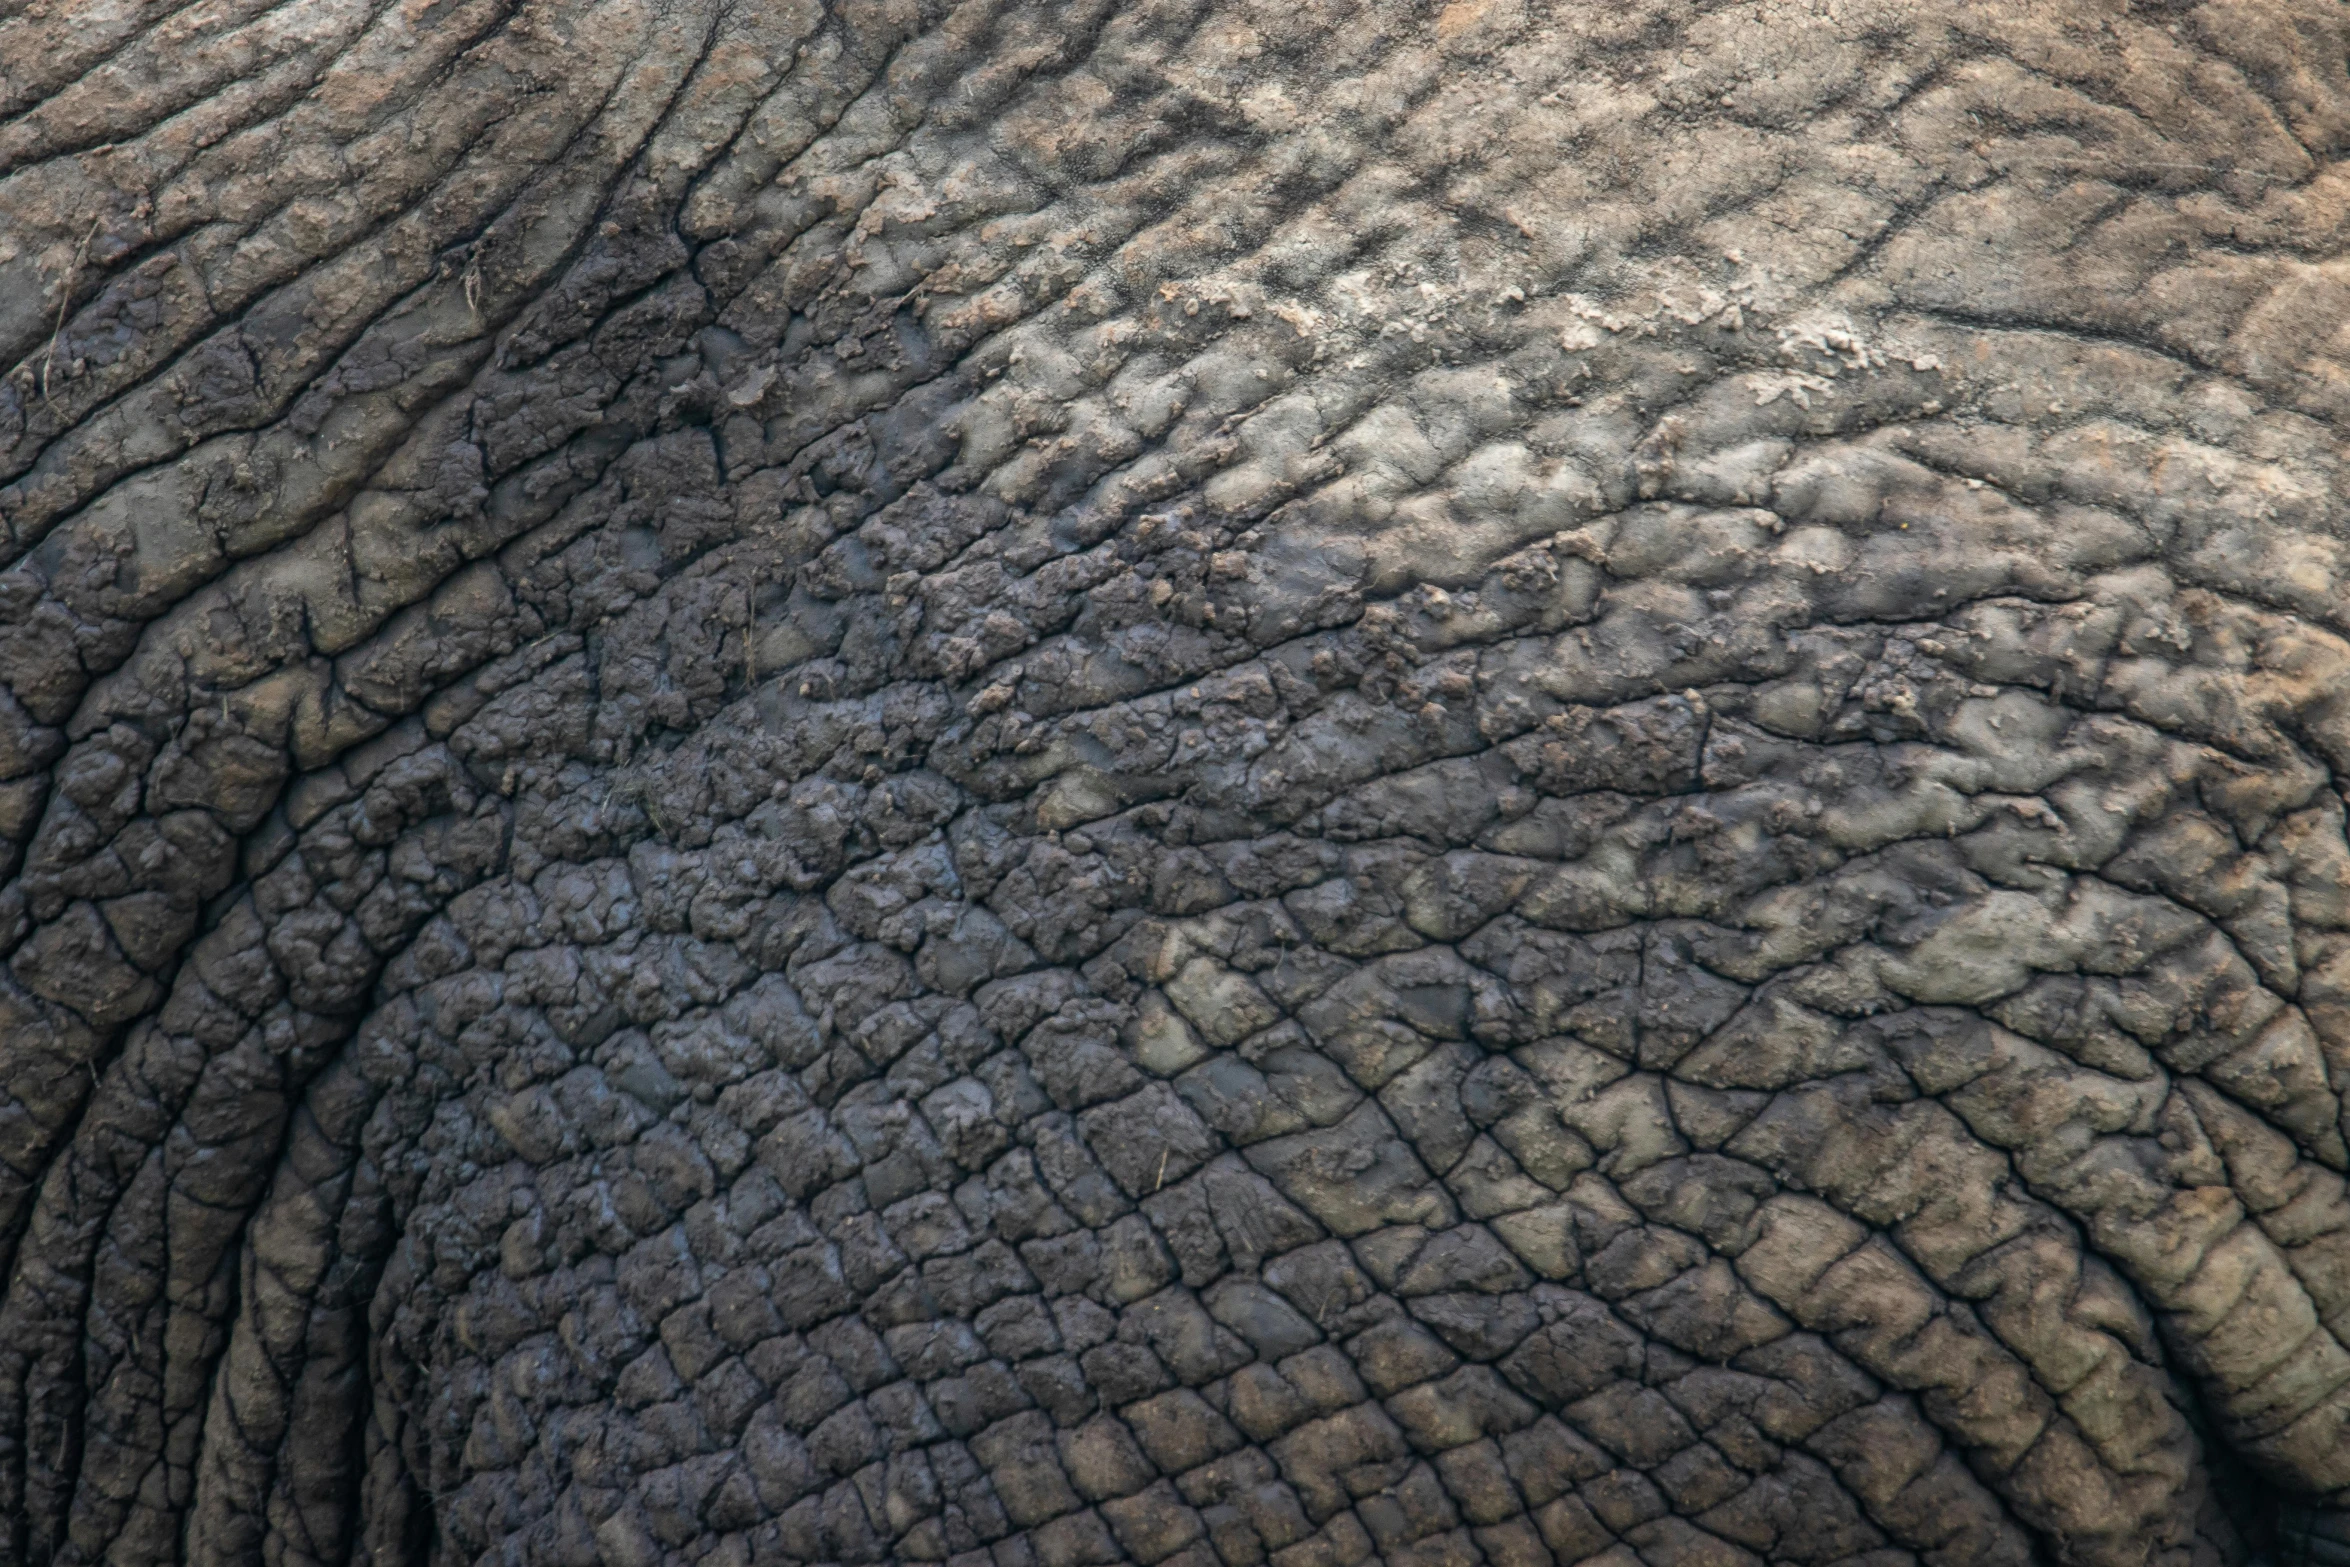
xmin=2 ymin=2 xmax=2350 ymax=1564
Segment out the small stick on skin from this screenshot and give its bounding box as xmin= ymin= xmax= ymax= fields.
xmin=41 ymin=218 xmax=103 ymax=405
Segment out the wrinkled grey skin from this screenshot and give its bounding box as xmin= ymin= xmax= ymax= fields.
xmin=4 ymin=2 xmax=2350 ymax=1565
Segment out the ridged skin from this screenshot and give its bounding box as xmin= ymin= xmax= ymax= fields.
xmin=3 ymin=2 xmax=2350 ymax=1564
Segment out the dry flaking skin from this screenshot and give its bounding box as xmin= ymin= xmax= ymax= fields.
xmin=2 ymin=1 xmax=2350 ymax=1565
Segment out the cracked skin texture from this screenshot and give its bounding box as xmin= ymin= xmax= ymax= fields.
xmin=8 ymin=2 xmax=2350 ymax=1566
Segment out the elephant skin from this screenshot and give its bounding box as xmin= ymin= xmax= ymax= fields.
xmin=2 ymin=2 xmax=2349 ymax=1565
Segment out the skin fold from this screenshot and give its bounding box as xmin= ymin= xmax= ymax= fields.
xmin=2 ymin=1 xmax=2350 ymax=1563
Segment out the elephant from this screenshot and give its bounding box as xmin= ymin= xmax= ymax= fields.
xmin=4 ymin=0 xmax=2350 ymax=1562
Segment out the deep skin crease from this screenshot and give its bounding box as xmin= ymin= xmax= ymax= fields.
xmin=4 ymin=1 xmax=2350 ymax=1564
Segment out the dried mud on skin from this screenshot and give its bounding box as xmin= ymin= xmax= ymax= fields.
xmin=4 ymin=2 xmax=2350 ymax=1565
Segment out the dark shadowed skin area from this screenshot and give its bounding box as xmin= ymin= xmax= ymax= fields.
xmin=5 ymin=1 xmax=2350 ymax=1565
